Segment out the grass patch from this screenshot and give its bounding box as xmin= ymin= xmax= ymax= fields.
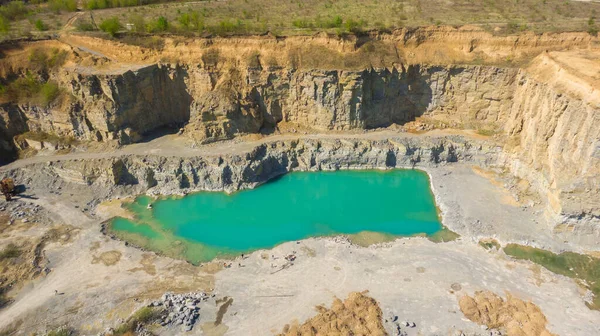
xmin=428 ymin=227 xmax=460 ymax=243
xmin=1 ymin=74 xmax=63 ymax=107
xmin=2 ymin=0 xmax=600 ymax=38
xmin=476 ymin=128 xmax=498 ymax=136
xmin=76 ymin=21 xmax=96 ymax=32
xmin=504 ymin=244 xmax=600 ymax=310
xmin=0 ymin=16 xmax=9 ymax=34
xmin=28 ymin=48 xmax=68 ymax=71
xmin=15 ymin=131 xmax=76 ymax=147
xmin=118 ymin=35 xmax=165 ymax=50
xmin=479 ymin=239 xmax=501 ymax=250
xmin=0 ymin=244 xmax=20 ymax=261
xmin=347 ymin=231 xmax=397 ymax=247
xmin=113 ymin=306 xmax=159 ymax=335
xmin=48 ymin=0 xmax=78 ymax=14
xmin=46 ymin=327 xmax=74 ymax=336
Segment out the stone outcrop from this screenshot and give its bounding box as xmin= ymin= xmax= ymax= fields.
xmin=4 ymin=135 xmax=499 ymax=196
xmin=500 ymin=54 xmax=600 ymax=229
xmin=0 ymin=64 xmax=517 ymax=145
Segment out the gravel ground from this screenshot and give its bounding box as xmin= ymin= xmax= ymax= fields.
xmin=0 ymin=154 xmax=598 ymax=335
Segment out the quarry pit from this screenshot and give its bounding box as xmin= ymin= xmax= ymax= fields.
xmin=0 ymin=26 xmax=599 ymax=336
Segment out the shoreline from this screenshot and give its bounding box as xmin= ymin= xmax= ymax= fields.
xmin=102 ymin=168 xmax=451 ymax=265
xmin=1 ymin=134 xmax=599 ymax=335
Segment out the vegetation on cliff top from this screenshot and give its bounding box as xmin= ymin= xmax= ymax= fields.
xmin=78 ymin=0 xmax=600 ymax=37
xmin=2 ymin=0 xmax=600 ymax=39
xmin=0 ymin=48 xmax=68 ymax=107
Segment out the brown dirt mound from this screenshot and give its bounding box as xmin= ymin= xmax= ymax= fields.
xmin=279 ymin=291 xmax=386 ymax=336
xmin=459 ymin=290 xmax=555 ymax=336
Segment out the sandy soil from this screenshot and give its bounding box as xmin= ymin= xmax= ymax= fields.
xmin=278 ymin=292 xmax=386 ymax=336
xmin=459 ymin=291 xmax=554 ymax=336
xmin=0 ymin=134 xmax=599 ymax=335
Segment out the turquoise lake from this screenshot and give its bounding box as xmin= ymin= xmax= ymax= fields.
xmin=110 ymin=169 xmax=442 ymax=263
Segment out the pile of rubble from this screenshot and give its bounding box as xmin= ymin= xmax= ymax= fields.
xmin=150 ymin=292 xmax=212 ymax=331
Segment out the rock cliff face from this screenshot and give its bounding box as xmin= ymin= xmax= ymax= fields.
xmin=502 ymin=56 xmax=600 ymax=227
xmin=4 ymin=135 xmax=499 ymax=196
xmin=0 ymin=64 xmax=192 ymax=144
xmin=0 ymin=34 xmax=598 ymax=233
xmin=0 ymin=64 xmax=517 ymax=145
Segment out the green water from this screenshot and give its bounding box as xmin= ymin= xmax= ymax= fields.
xmin=110 ymin=170 xmax=441 ymax=263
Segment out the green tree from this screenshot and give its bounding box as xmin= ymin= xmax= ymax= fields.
xmin=178 ymin=12 xmax=190 ymax=30
xmin=99 ymin=17 xmax=121 ymax=37
xmin=153 ymin=16 xmax=168 ymax=32
xmin=190 ymin=11 xmax=204 ymax=32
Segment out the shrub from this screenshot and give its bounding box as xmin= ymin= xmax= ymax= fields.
xmin=128 ymin=14 xmax=146 ymax=33
xmin=0 ymin=1 xmax=29 ymax=22
xmin=152 ymin=16 xmax=169 ymax=32
xmin=0 ymin=16 xmax=9 ymax=34
xmin=588 ymin=17 xmax=598 ymax=37
xmin=207 ymin=19 xmax=244 ymax=35
xmin=99 ymin=17 xmax=121 ymax=37
xmin=315 ymin=15 xmax=343 ymax=29
xmin=34 ymin=19 xmax=48 ymax=31
xmin=1 ymin=73 xmax=63 ymax=107
xmin=344 ymin=18 xmax=366 ymax=34
xmin=76 ymin=21 xmax=95 ymax=32
xmin=332 ymin=15 xmax=343 ymax=28
xmin=46 ymin=327 xmax=74 ymax=336
xmin=118 ymin=35 xmax=165 ymax=50
xmin=84 ymin=0 xmax=147 ymax=10
xmin=177 ymin=12 xmax=205 ymax=33
xmin=84 ymin=0 xmax=107 ymax=10
xmin=40 ymin=82 xmax=60 ymax=106
xmin=28 ymin=48 xmax=68 ymax=71
xmin=48 ymin=0 xmax=78 ymax=13
xmin=113 ymin=307 xmax=158 ymax=335
xmin=292 ymin=18 xmax=311 ymax=29
xmin=189 ymin=11 xmax=204 ymax=32
xmin=178 ymin=12 xmax=190 ymax=30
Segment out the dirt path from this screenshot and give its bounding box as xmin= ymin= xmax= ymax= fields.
xmin=62 ymin=12 xmax=85 ymax=32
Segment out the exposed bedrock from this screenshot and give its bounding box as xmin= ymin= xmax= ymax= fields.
xmin=3 ymin=135 xmax=497 ymax=197
xmin=0 ymin=64 xmax=517 ymax=144
xmin=0 ymin=50 xmax=598 ymax=235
